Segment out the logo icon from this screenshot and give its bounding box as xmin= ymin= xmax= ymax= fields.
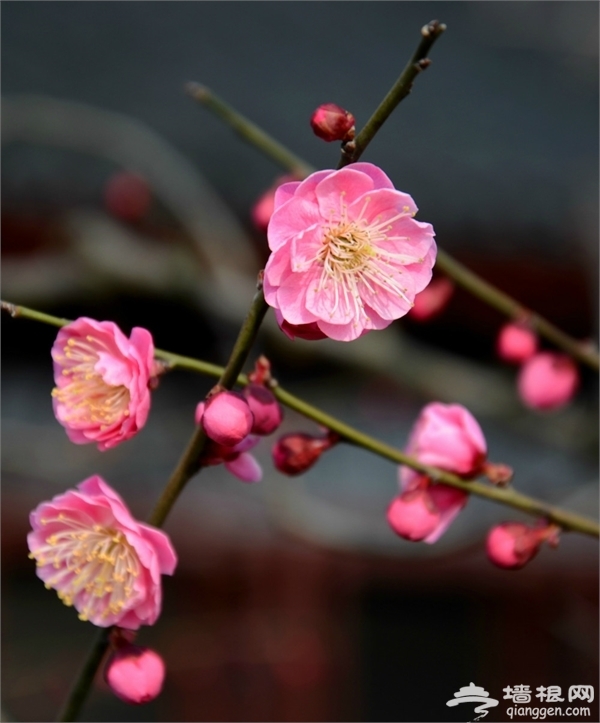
xmin=446 ymin=682 xmax=499 ymax=721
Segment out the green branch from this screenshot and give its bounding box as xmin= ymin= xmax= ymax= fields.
xmin=3 ymin=300 xmax=598 ymax=539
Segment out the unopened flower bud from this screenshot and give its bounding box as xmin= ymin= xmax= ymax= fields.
xmin=387 ymin=489 xmax=441 ymax=541
xmin=408 ymin=278 xmax=454 ymax=322
xmin=483 ymin=462 xmax=514 ymax=486
xmin=310 ymin=103 xmax=355 ymax=143
xmin=496 ymin=323 xmax=538 ymax=364
xmin=243 ymin=383 xmax=283 ymax=436
xmin=272 ymin=431 xmax=339 ymax=476
xmin=201 ymin=391 xmax=254 ymax=447
xmin=517 ymin=352 xmax=579 ymax=411
xmin=486 ymin=522 xmax=559 ymax=570
xmin=104 ymin=171 xmax=152 ymax=222
xmin=104 ymin=643 xmax=165 ymax=705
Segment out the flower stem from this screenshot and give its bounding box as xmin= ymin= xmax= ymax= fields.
xmin=50 ymin=288 xmax=268 ymax=721
xmin=185 ymin=38 xmax=599 ymax=373
xmin=338 ymin=19 xmax=446 ymax=168
xmin=3 ymin=300 xmax=598 ymax=539
xmin=185 ymin=82 xmax=314 ymax=179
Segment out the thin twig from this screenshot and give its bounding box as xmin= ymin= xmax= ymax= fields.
xmin=338 ymin=19 xmax=446 ymax=168
xmin=4 ymin=300 xmax=598 ymax=539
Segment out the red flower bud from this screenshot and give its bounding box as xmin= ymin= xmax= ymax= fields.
xmin=486 ymin=522 xmax=559 ymax=570
xmin=104 ymin=171 xmax=152 ymax=222
xmin=408 ymin=278 xmax=454 ymax=322
xmin=272 ymin=431 xmax=339 ymax=476
xmin=310 ymin=103 xmax=355 ymax=143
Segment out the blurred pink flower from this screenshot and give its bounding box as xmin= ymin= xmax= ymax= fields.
xmin=51 ymin=318 xmax=156 ymax=451
xmin=496 ymin=322 xmax=538 ymax=364
xmin=263 ymin=163 xmax=436 ymax=342
xmin=27 ymin=476 xmax=177 ymax=628
xmin=199 ymin=391 xmax=253 ymax=447
xmin=310 ymin=103 xmax=355 ymax=143
xmin=517 ymin=352 xmax=579 ymax=411
xmin=408 ymin=277 xmax=454 ymax=322
xmin=387 ymin=481 xmax=469 ymax=544
xmin=486 ymin=521 xmax=559 ymax=570
xmin=105 ymin=642 xmax=165 ymax=704
xmin=104 ymin=171 xmax=152 ymax=222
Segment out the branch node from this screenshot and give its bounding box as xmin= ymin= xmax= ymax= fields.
xmin=1 ymin=300 xmax=18 ymax=318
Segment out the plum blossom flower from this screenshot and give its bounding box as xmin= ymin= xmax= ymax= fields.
xmin=27 ymin=476 xmax=177 ymax=628
xmin=263 ymin=163 xmax=436 ymax=342
xmin=393 ymin=403 xmax=488 ymax=544
xmin=252 ymin=175 xmax=298 ymax=233
xmin=517 ymin=352 xmax=579 ymax=411
xmin=51 ymin=318 xmax=157 ymax=451
xmin=105 ymin=642 xmax=166 ymax=705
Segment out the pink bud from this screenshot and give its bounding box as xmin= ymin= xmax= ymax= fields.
xmin=483 ymin=462 xmax=514 ymax=486
xmin=242 ymin=383 xmax=283 ymax=436
xmin=387 ymin=490 xmax=441 ymax=541
xmin=496 ymin=323 xmax=538 ymax=364
xmin=486 ymin=522 xmax=552 ymax=570
xmin=104 ymin=171 xmax=152 ymax=222
xmin=272 ymin=432 xmax=339 ymax=476
xmin=201 ymin=391 xmax=253 ymax=446
xmin=408 ymin=278 xmax=454 ymax=322
xmin=310 ymin=103 xmax=355 ymax=143
xmin=517 ymin=352 xmax=579 ymax=411
xmin=104 ymin=644 xmax=165 ymax=705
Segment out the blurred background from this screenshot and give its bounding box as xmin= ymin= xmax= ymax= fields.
xmin=2 ymin=2 xmax=598 ymax=721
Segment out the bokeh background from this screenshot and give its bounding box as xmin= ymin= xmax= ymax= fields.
xmin=2 ymin=2 xmax=598 ymax=722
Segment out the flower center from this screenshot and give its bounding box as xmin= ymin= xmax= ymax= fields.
xmin=29 ymin=513 xmax=140 ymax=621
xmin=314 ymin=195 xmax=420 ymax=322
xmin=52 ymin=336 xmax=130 ymax=429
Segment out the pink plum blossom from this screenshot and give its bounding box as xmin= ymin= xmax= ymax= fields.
xmin=400 ymin=403 xmax=487 ymax=489
xmin=486 ymin=522 xmax=559 ymax=570
xmin=263 ymin=163 xmax=437 ymax=342
xmin=517 ymin=352 xmax=579 ymax=411
xmin=496 ymin=323 xmax=538 ymax=364
xmin=408 ymin=277 xmax=454 ymax=322
xmin=195 ymin=403 xmax=262 ymax=483
xmin=393 ymin=403 xmax=487 ymax=544
xmin=105 ymin=643 xmax=165 ymax=704
xmin=200 ymin=391 xmax=253 ymax=447
xmin=51 ymin=318 xmax=157 ymax=451
xmin=27 ymin=476 xmax=177 ymax=628
xmin=310 ymin=103 xmax=355 ymax=142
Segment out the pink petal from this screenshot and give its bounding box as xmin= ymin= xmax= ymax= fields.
xmin=225 ymin=453 xmax=262 ymax=483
